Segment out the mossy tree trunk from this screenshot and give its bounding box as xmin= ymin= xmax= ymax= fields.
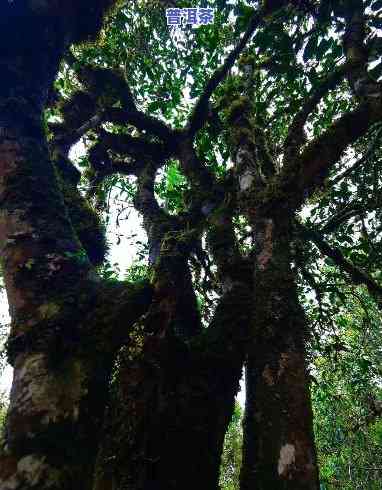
xmin=0 ymin=104 xmax=151 ymax=488
xmin=95 ymin=332 xmax=243 ymax=490
xmin=93 ymin=211 xmax=252 ymax=490
xmin=0 ymin=7 xmax=251 ymax=486
xmin=0 ymin=2 xmax=133 ymax=489
xmin=240 ymin=210 xmax=319 ymax=490
xmin=0 ymin=82 xmax=99 ymax=490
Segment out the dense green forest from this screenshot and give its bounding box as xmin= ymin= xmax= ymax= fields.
xmin=0 ymin=0 xmax=381 ymax=489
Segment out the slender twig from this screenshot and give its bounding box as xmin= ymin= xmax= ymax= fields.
xmin=283 ymin=63 xmax=349 ymax=160
xmin=329 ymin=125 xmax=382 ymax=187
xmin=298 ymin=223 xmax=382 ymax=303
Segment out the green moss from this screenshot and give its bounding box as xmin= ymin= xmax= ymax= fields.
xmin=238 ymin=53 xmax=258 ymax=68
xmin=57 ymin=175 xmax=108 ymax=267
xmin=24 ymin=259 xmax=35 ymax=270
xmin=58 ymin=357 xmax=87 ymax=391
xmin=225 ymin=96 xmax=251 ymax=124
xmin=125 ymin=320 xmax=146 ymax=362
xmin=231 ymin=127 xmax=257 ymax=151
xmin=38 ymin=303 xmax=61 ymax=320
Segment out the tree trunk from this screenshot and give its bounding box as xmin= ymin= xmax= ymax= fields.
xmin=0 ymin=81 xmax=109 ymax=488
xmin=94 ymin=266 xmax=252 ymax=490
xmin=95 ymin=340 xmax=238 ymax=490
xmin=0 ymin=13 xmax=115 ymax=485
xmin=240 ymin=211 xmax=319 ymax=490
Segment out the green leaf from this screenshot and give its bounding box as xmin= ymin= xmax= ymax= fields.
xmin=317 ymin=38 xmax=331 ymax=58
xmin=235 ymin=3 xmax=255 ymax=32
xmin=304 ymin=36 xmax=318 ymax=62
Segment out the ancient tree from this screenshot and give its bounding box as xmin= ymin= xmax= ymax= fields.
xmin=0 ymin=1 xmax=382 ymax=489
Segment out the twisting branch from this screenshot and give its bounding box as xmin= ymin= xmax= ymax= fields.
xmin=104 ymin=107 xmax=174 ymax=143
xmin=177 ymin=138 xmax=215 ymax=193
xmin=281 ymin=102 xmax=382 ymax=207
xmin=54 ymin=100 xmax=174 ymax=152
xmin=283 ymin=63 xmax=349 ymax=160
xmin=134 ymin=161 xmax=176 ymax=265
xmin=66 ymin=111 xmax=105 ymax=145
xmin=206 ymin=210 xmax=252 ymax=294
xmin=319 ymin=204 xmax=364 ymax=234
xmin=132 ymin=159 xmax=203 ymax=338
xmin=87 ymin=147 xmax=146 ymax=197
xmin=63 ymin=53 xmax=174 ymax=143
xmin=275 ymin=3 xmax=382 ymax=210
xmin=186 ymin=1 xmax=314 ymax=137
xmin=98 ymin=128 xmax=169 ymax=162
xmin=186 ymin=9 xmax=265 ymax=137
xmin=61 ymin=105 xmax=174 ymax=149
xmin=298 ymin=223 xmax=382 ymax=304
xmin=85 ymin=130 xmax=169 ymax=199
xmin=69 ymin=57 xmax=137 ymax=110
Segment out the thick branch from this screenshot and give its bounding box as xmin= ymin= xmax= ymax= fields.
xmin=99 ymin=128 xmax=169 ymax=161
xmin=284 ymin=100 xmax=382 ymax=205
xmin=319 ymin=204 xmax=364 ymax=234
xmin=67 ymin=111 xmax=105 ymax=145
xmin=193 ymin=282 xmax=252 ymax=365
xmin=71 ymin=61 xmax=136 ymax=110
xmin=89 ymin=280 xmax=154 ymax=355
xmin=206 ymin=211 xmax=252 ymax=294
xmin=343 ymin=2 xmax=381 ymax=100
xmin=134 ymin=161 xmax=176 ymax=264
xmin=57 ymin=106 xmax=174 ymax=151
xmin=177 ymin=138 xmax=215 ymax=195
xmin=88 ymin=139 xmax=148 ymax=181
xmin=65 ymin=56 xmax=175 ymax=143
xmin=105 ymin=107 xmax=174 ymax=143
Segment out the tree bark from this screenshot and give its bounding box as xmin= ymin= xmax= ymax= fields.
xmin=0 ymin=4 xmax=121 ymax=487
xmin=0 ymin=102 xmax=99 ymax=490
xmin=94 ymin=253 xmax=252 ymax=490
xmin=95 ymin=338 xmax=240 ymax=490
xmin=240 ymin=211 xmax=319 ymax=490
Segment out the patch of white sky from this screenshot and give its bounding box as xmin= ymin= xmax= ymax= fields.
xmin=0 ymin=294 xmax=10 ymax=396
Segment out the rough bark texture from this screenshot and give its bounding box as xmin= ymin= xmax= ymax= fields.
xmin=93 ymin=241 xmax=252 ymax=490
xmin=0 ymin=63 xmax=94 ymax=490
xmin=0 ymin=2 xmax=121 ymax=489
xmin=95 ymin=338 xmax=240 ymax=490
xmin=240 ymin=211 xmax=319 ymax=490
